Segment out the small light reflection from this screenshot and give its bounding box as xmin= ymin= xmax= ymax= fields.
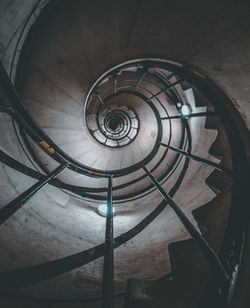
xmin=97 ymin=203 xmax=115 ymax=217
xmin=180 ymin=104 xmax=192 ymax=117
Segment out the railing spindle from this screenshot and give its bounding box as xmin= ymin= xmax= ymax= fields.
xmin=102 ymin=176 xmax=114 ymax=308
xmin=0 ymin=163 xmax=67 ymax=225
xmin=143 ymin=166 xmax=230 ymax=283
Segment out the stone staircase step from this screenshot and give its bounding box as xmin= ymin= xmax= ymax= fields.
xmin=124 ymin=278 xmax=185 ymax=308
xmin=168 ymin=239 xmax=211 ymax=308
xmin=192 ymin=191 xmax=231 ymax=253
xmin=209 ymin=125 xmax=232 ymax=167
xmin=205 ymin=167 xmax=232 ymax=194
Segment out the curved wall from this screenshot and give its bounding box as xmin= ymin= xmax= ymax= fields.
xmin=0 ymin=0 xmax=249 ymax=307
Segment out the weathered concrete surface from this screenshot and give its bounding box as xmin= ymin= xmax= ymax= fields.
xmin=0 ymin=0 xmax=249 ymax=307
xmin=0 ymin=0 xmax=48 ymax=80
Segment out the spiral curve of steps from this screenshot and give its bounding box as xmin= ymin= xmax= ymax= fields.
xmin=0 ymin=1 xmax=249 ymax=308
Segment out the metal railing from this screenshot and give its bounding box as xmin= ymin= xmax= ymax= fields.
xmin=0 ymin=57 xmax=249 ymax=308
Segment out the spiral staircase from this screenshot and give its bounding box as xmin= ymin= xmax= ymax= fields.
xmin=0 ymin=1 xmax=249 ymax=308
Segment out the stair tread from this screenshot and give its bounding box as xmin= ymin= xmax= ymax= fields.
xmin=209 ymin=125 xmax=232 ymax=168
xmin=193 ymin=190 xmax=231 ymax=252
xmin=206 ymin=167 xmax=232 ymax=193
xmin=169 ymin=239 xmax=212 ymax=308
xmin=124 ymin=278 xmax=185 ymax=308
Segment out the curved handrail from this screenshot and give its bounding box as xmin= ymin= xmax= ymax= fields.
xmin=0 ymin=152 xmax=189 ymax=291
xmin=18 ymin=76 xmax=187 ymax=201
xmin=0 ymin=55 xmax=249 ymax=306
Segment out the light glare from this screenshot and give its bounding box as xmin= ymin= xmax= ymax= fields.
xmin=181 ymin=104 xmax=191 ymax=116
xmin=97 ymin=203 xmax=115 ymax=217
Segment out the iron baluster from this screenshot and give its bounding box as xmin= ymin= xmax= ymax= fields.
xmin=114 ymin=75 xmax=117 ymax=95
xmin=161 ymin=111 xmax=218 ymax=120
xmin=0 ymin=163 xmax=67 ymax=225
xmin=143 ymin=166 xmax=230 ymax=283
xmin=102 ymin=176 xmax=114 ymax=308
xmin=160 ymin=143 xmax=233 ymax=177
xmin=0 ymin=152 xmax=188 ymax=292
xmin=96 ymin=90 xmax=104 ymax=105
xmin=133 ymin=70 xmax=147 ymax=90
xmin=147 ymin=78 xmax=184 ymax=101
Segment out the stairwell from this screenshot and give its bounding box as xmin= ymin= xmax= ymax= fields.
xmin=0 ymin=1 xmax=249 ymax=308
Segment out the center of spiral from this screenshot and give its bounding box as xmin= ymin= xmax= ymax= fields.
xmin=108 ymin=118 xmax=120 ymax=131
xmin=85 ymin=96 xmax=139 ymax=147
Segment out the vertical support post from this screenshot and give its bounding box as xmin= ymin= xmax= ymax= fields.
xmin=0 ymin=163 xmax=67 ymax=225
xmin=114 ymin=74 xmax=117 ymax=95
xmin=96 ymin=90 xmax=104 ymax=105
xmin=143 ymin=166 xmax=229 ymax=282
xmin=102 ymin=176 xmax=114 ymax=308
